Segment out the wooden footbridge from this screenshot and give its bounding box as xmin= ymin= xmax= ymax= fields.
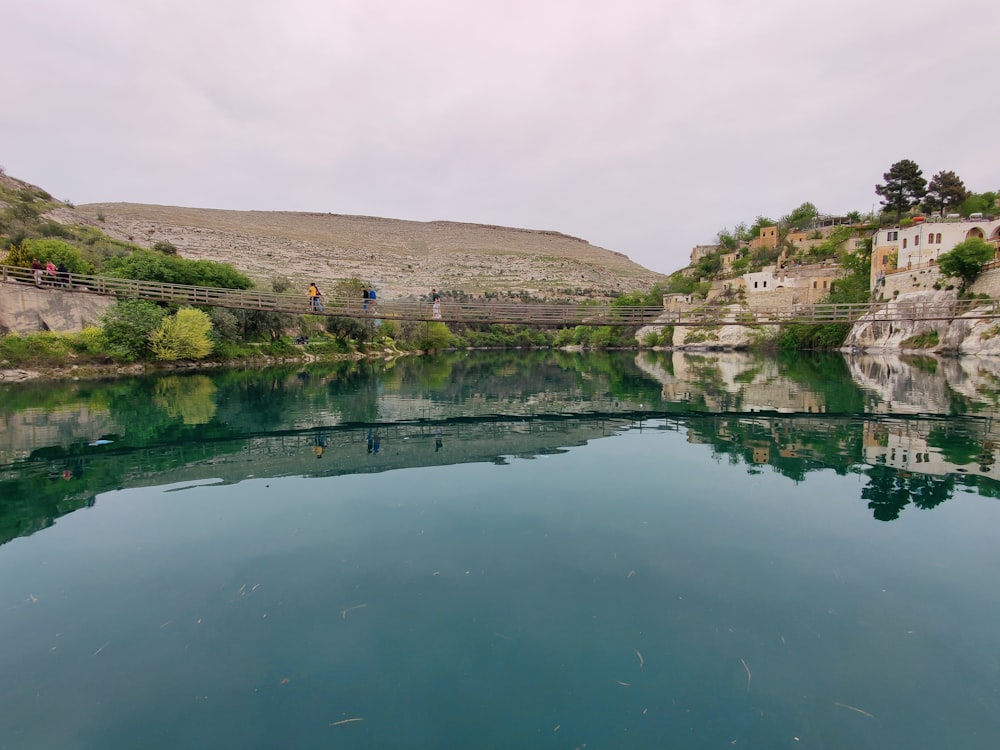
xmin=3 ymin=264 xmax=999 ymax=328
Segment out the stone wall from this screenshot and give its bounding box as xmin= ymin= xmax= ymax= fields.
xmin=880 ymin=265 xmax=942 ymax=298
xmin=0 ymin=281 xmax=114 ymax=334
xmin=880 ymin=264 xmax=1000 ymax=299
xmin=971 ymin=267 xmax=1000 ymax=298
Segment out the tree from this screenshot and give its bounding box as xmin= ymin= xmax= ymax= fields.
xmin=102 ymin=250 xmax=253 ymax=288
xmin=748 ymin=216 xmax=776 ymax=239
xmin=715 ymin=229 xmax=739 ymax=251
xmin=875 ymin=159 xmax=927 ymax=222
xmin=101 ymin=299 xmax=167 ymax=361
xmin=785 ymin=201 xmax=819 ymax=230
xmin=149 ymin=307 xmax=215 ymax=360
xmin=923 ymin=170 xmax=970 ymax=216
xmin=937 ymin=237 xmax=996 ymax=292
xmin=3 ymin=238 xmax=95 ymax=274
xmin=958 ymin=191 xmax=999 ymax=218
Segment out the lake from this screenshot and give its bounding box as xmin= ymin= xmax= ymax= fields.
xmin=2 ymin=350 xmax=999 ymax=749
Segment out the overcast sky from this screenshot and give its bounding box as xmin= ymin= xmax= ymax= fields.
xmin=4 ymin=0 xmax=998 ymax=274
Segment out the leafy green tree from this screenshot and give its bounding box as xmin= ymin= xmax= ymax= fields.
xmin=923 ymin=170 xmax=970 ymax=216
xmin=101 ymin=299 xmax=167 ymax=361
xmin=937 ymin=237 xmax=996 ymax=292
xmin=785 ymin=201 xmax=819 ymax=230
xmin=102 ymin=250 xmax=252 ymax=289
xmin=715 ymin=229 xmax=739 ymax=251
xmin=415 ymin=322 xmax=454 ymax=350
xmin=748 ymin=216 xmax=776 ymax=239
xmin=149 ymin=307 xmax=215 ymax=360
xmin=3 ymin=239 xmax=95 ymax=274
xmin=694 ymin=252 xmax=722 ymax=278
xmin=875 ymin=159 xmax=927 ymax=222
xmin=957 ymin=191 xmax=998 ymax=217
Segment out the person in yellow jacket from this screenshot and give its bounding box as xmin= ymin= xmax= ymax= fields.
xmin=308 ymin=282 xmax=323 ymax=312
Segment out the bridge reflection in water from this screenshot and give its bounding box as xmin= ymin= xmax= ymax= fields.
xmin=3 ymin=408 xmax=998 ymax=548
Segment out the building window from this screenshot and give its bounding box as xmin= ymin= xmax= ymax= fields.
xmin=903 ymin=238 xmax=907 ymax=248
xmin=754 ymin=281 xmax=758 ymax=288
xmin=813 ymin=281 xmax=817 ymax=288
xmin=887 ymin=231 xmax=898 ymax=241
xmin=936 ymin=233 xmax=942 ymax=243
xmin=763 ymin=281 xmax=767 ymax=288
xmin=915 ymin=236 xmax=919 ymax=245
xmin=823 ymin=280 xmax=828 ymax=288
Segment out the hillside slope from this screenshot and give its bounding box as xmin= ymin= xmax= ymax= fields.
xmin=74 ymin=203 xmax=664 ymax=299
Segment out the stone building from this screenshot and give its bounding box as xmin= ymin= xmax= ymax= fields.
xmin=871 ymin=217 xmax=1000 ymax=288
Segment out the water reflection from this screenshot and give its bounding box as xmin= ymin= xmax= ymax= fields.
xmin=2 ymin=350 xmax=999 ymax=546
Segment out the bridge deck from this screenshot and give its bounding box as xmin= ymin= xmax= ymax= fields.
xmin=3 ymin=264 xmax=1000 ymax=327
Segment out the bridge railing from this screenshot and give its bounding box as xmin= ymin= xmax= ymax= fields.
xmin=0 ymin=264 xmax=664 ymax=327
xmin=6 ymin=263 xmax=1000 ymax=327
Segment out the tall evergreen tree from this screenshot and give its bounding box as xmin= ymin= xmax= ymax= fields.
xmin=923 ymin=170 xmax=970 ymax=216
xmin=875 ymin=159 xmax=927 ymax=222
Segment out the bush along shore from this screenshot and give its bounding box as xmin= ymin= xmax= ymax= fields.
xmin=0 ymin=299 xmax=656 ymax=381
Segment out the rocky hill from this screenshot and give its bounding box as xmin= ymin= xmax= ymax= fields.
xmin=72 ymin=202 xmax=664 ymax=300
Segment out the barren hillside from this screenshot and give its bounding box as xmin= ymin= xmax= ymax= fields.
xmin=74 ymin=203 xmax=664 ymax=300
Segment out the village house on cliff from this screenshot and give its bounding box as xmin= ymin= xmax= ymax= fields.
xmin=871 ymin=215 xmax=1000 ymax=289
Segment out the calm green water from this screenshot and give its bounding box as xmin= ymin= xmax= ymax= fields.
xmin=2 ymin=351 xmax=999 ymax=749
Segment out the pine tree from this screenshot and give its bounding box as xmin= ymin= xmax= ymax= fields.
xmin=923 ymin=170 xmax=970 ymax=216
xmin=875 ymin=159 xmax=927 ymax=222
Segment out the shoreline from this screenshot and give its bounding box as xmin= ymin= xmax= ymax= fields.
xmin=0 ymin=349 xmax=413 ymax=383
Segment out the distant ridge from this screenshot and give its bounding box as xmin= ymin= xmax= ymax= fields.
xmin=75 ymin=202 xmax=664 ymax=300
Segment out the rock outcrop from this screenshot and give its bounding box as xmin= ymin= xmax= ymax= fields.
xmin=0 ymin=282 xmax=114 ymax=334
xmin=637 ymin=305 xmax=778 ymax=350
xmin=844 ymin=290 xmax=1000 ymax=356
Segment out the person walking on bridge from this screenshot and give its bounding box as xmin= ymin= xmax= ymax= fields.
xmin=308 ymin=282 xmax=323 ymax=312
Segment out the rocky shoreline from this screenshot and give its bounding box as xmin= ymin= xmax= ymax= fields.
xmin=635 ymin=290 xmax=1000 ymax=356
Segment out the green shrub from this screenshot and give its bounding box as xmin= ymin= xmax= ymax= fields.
xmin=68 ymin=327 xmax=108 ymax=356
xmin=304 ymin=336 xmax=349 ymax=355
xmin=102 ymin=250 xmax=252 ymax=289
xmin=149 ymin=307 xmax=215 ymax=361
xmin=260 ymin=338 xmax=298 ymax=357
xmin=416 ymin=322 xmax=454 ymax=350
xmin=151 ymin=240 xmax=178 ymax=255
xmin=101 ymin=299 xmax=167 ymax=361
xmin=900 ymin=330 xmax=939 ymax=349
xmin=208 ymin=307 xmax=241 ymax=342
xmin=3 ymin=238 xmax=96 ymax=274
xmin=0 ymin=332 xmax=71 ymax=365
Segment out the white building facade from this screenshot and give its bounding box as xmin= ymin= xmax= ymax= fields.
xmin=871 ymin=218 xmax=1000 ymax=286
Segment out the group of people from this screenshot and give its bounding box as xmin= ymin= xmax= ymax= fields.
xmin=30 ymin=258 xmax=70 ymax=287
xmin=361 ymin=286 xmax=377 ymax=312
xmin=305 ymin=283 xmax=446 ymax=318
xmin=307 ymin=283 xmax=380 ymax=314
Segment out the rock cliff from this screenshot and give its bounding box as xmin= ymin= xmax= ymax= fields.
xmin=844 ymin=290 xmax=1000 ymax=356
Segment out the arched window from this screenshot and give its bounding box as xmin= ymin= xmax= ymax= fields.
xmin=936 ymin=233 xmax=942 ymax=243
